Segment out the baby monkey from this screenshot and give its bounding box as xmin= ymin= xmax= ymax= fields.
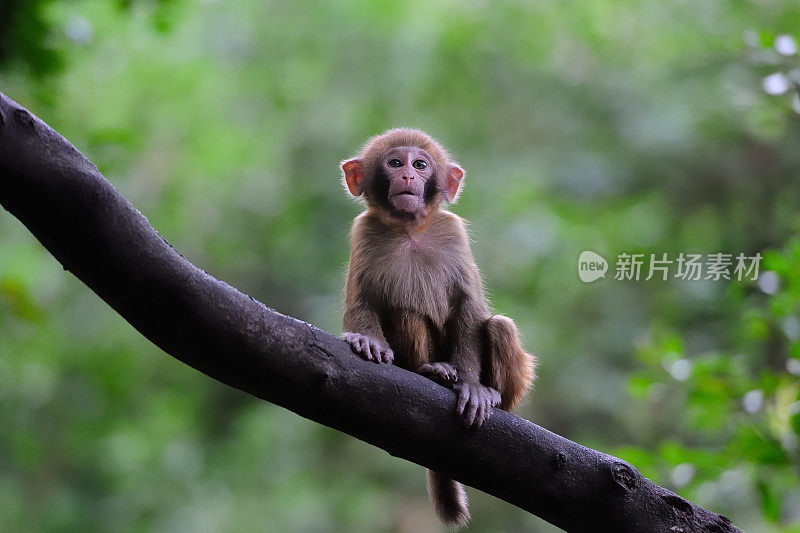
xmin=341 ymin=128 xmax=536 ymax=529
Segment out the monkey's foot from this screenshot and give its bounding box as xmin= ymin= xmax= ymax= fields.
xmin=342 ymin=332 xmax=394 ymax=364
xmin=453 ymin=382 xmax=502 ymax=429
xmin=417 ymin=362 xmax=458 ymax=386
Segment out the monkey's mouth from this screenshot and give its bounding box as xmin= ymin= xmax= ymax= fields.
xmin=390 ymin=191 xmax=422 ymax=213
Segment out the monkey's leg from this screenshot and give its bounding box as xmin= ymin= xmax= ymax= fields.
xmin=485 ymin=315 xmax=537 ymax=411
xmin=384 ymin=310 xmax=432 ymax=371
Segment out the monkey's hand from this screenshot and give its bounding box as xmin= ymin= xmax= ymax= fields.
xmin=342 ymin=332 xmax=394 ymax=364
xmin=417 ymin=362 xmax=458 ymax=386
xmin=453 ymin=382 xmax=501 ymax=428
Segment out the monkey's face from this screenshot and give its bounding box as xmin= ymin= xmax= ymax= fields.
xmin=380 ymin=146 xmax=436 ymax=215
xmin=341 ymin=131 xmax=464 ymax=220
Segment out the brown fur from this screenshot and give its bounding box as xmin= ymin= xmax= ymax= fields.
xmin=341 ymin=128 xmax=536 ymax=529
xmin=484 ymin=315 xmax=537 ymax=410
xmin=427 ymin=469 xmax=470 ymax=529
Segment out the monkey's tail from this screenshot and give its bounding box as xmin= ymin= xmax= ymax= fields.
xmin=485 ymin=315 xmax=537 ymax=411
xmin=426 ymin=469 xmax=470 ymax=529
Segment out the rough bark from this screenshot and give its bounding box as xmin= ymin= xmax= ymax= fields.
xmin=0 ymin=91 xmax=739 ymax=533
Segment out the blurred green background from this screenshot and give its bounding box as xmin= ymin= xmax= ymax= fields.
xmin=1 ymin=1 xmax=800 ymax=531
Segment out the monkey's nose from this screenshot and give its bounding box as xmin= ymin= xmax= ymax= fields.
xmin=402 ymin=175 xmax=414 ymax=180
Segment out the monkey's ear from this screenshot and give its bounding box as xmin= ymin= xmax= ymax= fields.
xmin=444 ymin=164 xmax=465 ymax=202
xmin=341 ymin=159 xmax=365 ymax=196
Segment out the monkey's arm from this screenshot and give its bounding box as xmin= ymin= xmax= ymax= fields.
xmin=342 ymin=260 xmax=394 ymax=364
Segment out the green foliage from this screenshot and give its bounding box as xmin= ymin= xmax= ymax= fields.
xmin=0 ymin=0 xmax=177 ymax=77
xmin=1 ymin=1 xmax=800 ymax=531
xmin=622 ymin=241 xmax=800 ymax=527
xmin=0 ymin=0 xmax=63 ymax=77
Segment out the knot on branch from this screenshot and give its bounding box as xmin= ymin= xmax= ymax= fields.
xmin=610 ymin=460 xmax=638 ymax=491
xmin=551 ymin=451 xmax=567 ymax=470
xmin=662 ymin=492 xmax=693 ymax=516
xmin=706 ymin=514 xmax=734 ymax=533
xmin=13 ymin=108 xmax=35 ymax=130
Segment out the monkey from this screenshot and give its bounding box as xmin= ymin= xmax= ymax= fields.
xmin=340 ymin=128 xmax=536 ymax=529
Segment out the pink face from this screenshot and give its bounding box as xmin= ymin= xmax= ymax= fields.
xmin=341 ymin=142 xmax=464 ymax=218
xmin=381 ymin=146 xmax=435 ymax=214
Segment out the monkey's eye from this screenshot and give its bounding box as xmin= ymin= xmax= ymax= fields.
xmin=412 ymin=159 xmax=428 ymax=170
xmin=388 ymin=158 xmax=403 ymax=168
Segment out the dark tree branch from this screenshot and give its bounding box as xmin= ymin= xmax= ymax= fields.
xmin=0 ymin=91 xmax=738 ymax=533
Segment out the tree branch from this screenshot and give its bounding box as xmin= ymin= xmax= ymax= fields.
xmin=0 ymin=91 xmax=739 ymax=533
